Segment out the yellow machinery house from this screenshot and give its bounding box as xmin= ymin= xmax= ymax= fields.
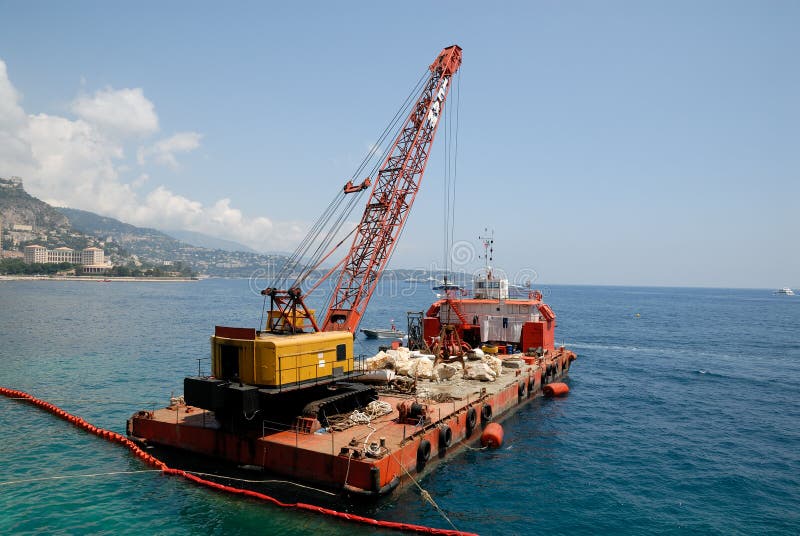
xmin=211 ymin=326 xmax=354 ymax=390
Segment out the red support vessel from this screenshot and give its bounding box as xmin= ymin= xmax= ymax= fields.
xmin=423 ymin=230 xmax=559 ymax=360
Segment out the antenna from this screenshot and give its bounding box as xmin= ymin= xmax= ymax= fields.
xmin=478 ymin=227 xmax=494 ymax=278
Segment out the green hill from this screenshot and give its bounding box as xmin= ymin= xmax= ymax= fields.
xmin=57 ymin=207 xmax=187 ymax=257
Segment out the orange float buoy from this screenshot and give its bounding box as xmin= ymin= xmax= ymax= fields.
xmin=480 ymin=422 xmax=504 ymax=448
xmin=543 ymin=382 xmax=570 ymax=397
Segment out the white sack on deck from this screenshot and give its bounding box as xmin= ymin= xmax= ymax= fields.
xmin=433 ymin=363 xmax=461 ymax=382
xmin=411 ymin=356 xmax=434 ymax=379
xmin=365 ymin=351 xmax=391 ymax=371
xmin=465 ymin=362 xmax=497 ymax=381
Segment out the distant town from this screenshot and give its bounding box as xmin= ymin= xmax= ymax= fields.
xmin=0 ymin=176 xmax=248 ymax=278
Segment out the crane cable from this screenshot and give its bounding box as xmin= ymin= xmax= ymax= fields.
xmin=442 ymin=70 xmax=461 ymax=280
xmin=307 ymin=69 xmax=430 ymax=287
xmin=452 ymin=71 xmax=461 ymax=276
xmin=387 ymin=67 xmax=460 ymax=331
xmin=440 ymin=70 xmax=461 ymax=328
xmin=265 ymin=69 xmax=430 ymax=299
xmin=334 ymin=67 xmax=453 ymax=324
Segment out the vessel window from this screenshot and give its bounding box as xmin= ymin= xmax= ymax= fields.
xmin=336 ymin=343 xmax=347 ymax=361
xmin=220 ymin=344 xmax=239 ymax=380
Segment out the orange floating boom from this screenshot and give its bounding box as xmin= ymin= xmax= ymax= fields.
xmin=0 ymin=386 xmax=476 ymax=536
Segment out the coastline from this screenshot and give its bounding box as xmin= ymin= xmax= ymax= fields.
xmin=0 ymin=275 xmax=198 ymax=282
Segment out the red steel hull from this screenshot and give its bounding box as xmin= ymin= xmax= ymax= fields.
xmin=129 ymin=348 xmax=576 ymax=497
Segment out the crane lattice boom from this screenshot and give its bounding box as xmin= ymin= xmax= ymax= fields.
xmin=322 ymin=45 xmax=462 ymax=332
xmin=262 ymin=45 xmax=461 ymax=336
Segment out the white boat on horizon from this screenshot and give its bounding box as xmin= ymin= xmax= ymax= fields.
xmin=775 ymin=287 xmax=795 ymax=296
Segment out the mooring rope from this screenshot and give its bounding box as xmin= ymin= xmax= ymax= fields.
xmin=0 ymin=470 xmax=162 ymax=487
xmin=184 ymin=471 xmax=338 ymax=497
xmin=389 ymin=451 xmax=461 ymax=534
xmin=0 ymin=386 xmax=476 ymax=536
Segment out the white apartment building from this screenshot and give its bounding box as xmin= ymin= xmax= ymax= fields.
xmin=24 ymin=245 xmax=48 ymax=263
xmin=49 ymin=246 xmax=77 ymax=263
xmin=24 ymin=245 xmax=106 ymax=269
xmin=81 ymin=247 xmax=104 ymax=265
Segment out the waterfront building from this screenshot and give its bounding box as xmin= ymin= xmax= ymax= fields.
xmin=24 ymin=245 xmax=48 ymax=264
xmin=81 ymin=247 xmax=104 ymax=265
xmin=23 ymin=245 xmax=107 ymax=268
xmin=49 ymin=246 xmax=77 ymax=263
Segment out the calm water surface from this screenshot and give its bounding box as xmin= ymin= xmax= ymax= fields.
xmin=1 ymin=280 xmax=798 ymax=535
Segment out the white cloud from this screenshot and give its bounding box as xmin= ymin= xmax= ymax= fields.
xmin=137 ymin=131 xmax=202 ymax=169
xmin=0 ymin=61 xmax=26 ymax=127
xmin=72 ymin=87 xmax=159 ymax=137
xmin=118 ymin=188 xmax=304 ymax=251
xmin=23 ymin=113 xmax=128 ymax=212
xmin=131 ymin=173 xmax=149 ymax=188
xmin=0 ymin=58 xmax=304 ymax=252
xmin=0 ymin=60 xmax=35 ymax=173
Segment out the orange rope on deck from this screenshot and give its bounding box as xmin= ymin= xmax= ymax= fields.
xmin=0 ymin=386 xmax=476 ymax=536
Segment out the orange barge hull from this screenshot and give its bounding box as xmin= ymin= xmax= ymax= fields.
xmin=129 ymin=348 xmax=576 ymax=496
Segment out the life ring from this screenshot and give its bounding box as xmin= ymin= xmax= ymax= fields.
xmin=465 ymin=407 xmax=477 ymax=436
xmin=481 ymin=403 xmax=493 ymax=423
xmin=438 ymin=425 xmax=452 ymax=450
xmin=417 ymin=439 xmax=432 ymax=469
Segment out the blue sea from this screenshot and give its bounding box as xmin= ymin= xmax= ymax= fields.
xmin=1 ymin=279 xmax=798 ymax=535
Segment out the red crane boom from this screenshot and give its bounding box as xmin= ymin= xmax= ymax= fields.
xmin=322 ymin=45 xmax=462 ymax=332
xmin=262 ymin=45 xmax=461 ymax=336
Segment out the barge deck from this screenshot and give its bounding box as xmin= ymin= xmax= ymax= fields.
xmin=128 ymin=347 xmax=575 ymax=497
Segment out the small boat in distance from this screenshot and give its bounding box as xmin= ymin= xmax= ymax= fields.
xmin=775 ymin=287 xmax=795 ymax=295
xmin=360 ymin=321 xmax=405 ymax=339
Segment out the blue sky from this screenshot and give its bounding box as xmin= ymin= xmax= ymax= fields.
xmin=0 ymin=1 xmax=797 ymax=288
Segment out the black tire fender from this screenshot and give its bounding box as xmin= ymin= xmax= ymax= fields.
xmin=417 ymin=439 xmax=432 ymax=470
xmin=481 ymin=403 xmax=493 ymax=423
xmin=466 ymin=407 xmax=477 ymax=436
xmin=438 ymin=425 xmax=452 ymax=450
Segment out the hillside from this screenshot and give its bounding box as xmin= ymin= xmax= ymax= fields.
xmin=0 ymin=177 xmax=70 ymax=232
xmin=58 ymin=207 xmax=187 ymax=256
xmin=163 ymin=228 xmax=257 ymax=253
xmin=0 ymin=177 xmax=289 ymax=276
xmin=0 ymin=177 xmax=120 ymax=255
xmin=55 ymin=207 xmax=287 ymax=276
